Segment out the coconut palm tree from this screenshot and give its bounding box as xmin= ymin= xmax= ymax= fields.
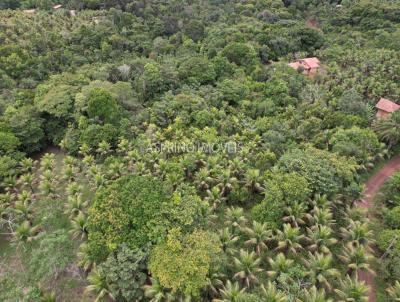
xmin=77 ymin=242 xmax=93 ymax=272
xmin=117 ymin=138 xmax=131 ymax=155
xmin=334 ymin=275 xmax=369 ymax=302
xmin=40 ymin=153 xmax=55 ymax=171
xmin=298 ymin=286 xmax=332 ymax=302
xmin=19 ymin=173 xmax=35 ymax=192
xmin=64 ymin=195 xmax=88 ymax=218
xmin=243 ymin=169 xmax=263 ymax=194
xmin=213 ymin=280 xmax=246 ymax=302
xmin=267 ymin=253 xmax=294 ymax=282
xmin=225 ymin=207 xmax=247 ymax=233
xmin=216 ymin=169 xmax=237 ymax=197
xmin=340 ymin=219 xmax=373 ymax=248
xmin=12 ymin=220 xmax=41 ymax=244
xmin=386 ymin=281 xmax=400 ymax=301
xmin=275 ymin=224 xmax=305 ymax=255
xmin=85 ymin=265 xmax=115 ymax=302
xmin=306 ymin=225 xmax=337 ymax=255
xmin=219 ymin=227 xmax=239 ymax=255
xmin=243 ymin=221 xmax=271 ymax=254
xmin=338 ymin=244 xmax=374 ymax=276
xmin=96 ymin=140 xmax=111 ymax=158
xmin=205 ymin=186 xmax=226 ymax=211
xmin=14 ymin=198 xmax=34 ymax=221
xmin=303 ymin=252 xmax=340 ymax=291
xmin=233 ymin=249 xmax=263 ymax=288
xmin=20 ymin=158 xmax=34 ymax=173
xmin=306 ymin=206 xmax=335 ymax=228
xmin=283 ymin=202 xmax=307 ymax=227
xmin=66 ymin=182 xmax=83 ymax=197
xmin=69 ymin=212 xmax=88 ymax=240
xmin=373 ymin=111 xmax=400 ymax=149
xmin=260 ymin=282 xmax=287 ymax=302
xmin=143 ymin=278 xmax=176 ymax=302
xmin=194 ymin=168 xmax=213 ymax=191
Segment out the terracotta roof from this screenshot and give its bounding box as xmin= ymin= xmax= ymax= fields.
xmin=288 ymin=62 xmax=302 ymax=69
xmin=376 ymin=98 xmax=400 ymax=113
xmin=301 ymin=57 xmax=320 ymax=69
xmin=288 ymin=57 xmax=320 ymax=70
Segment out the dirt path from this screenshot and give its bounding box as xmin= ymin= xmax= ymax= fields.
xmin=355 ymin=155 xmax=400 ymax=302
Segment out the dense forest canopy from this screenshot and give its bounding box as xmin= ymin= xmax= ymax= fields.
xmin=0 ymin=0 xmax=400 ymax=301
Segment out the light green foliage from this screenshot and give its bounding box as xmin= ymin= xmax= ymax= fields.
xmin=0 ymin=131 xmax=20 ymax=155
xmin=385 ymin=207 xmax=400 ymax=229
xmin=28 ymin=230 xmax=74 ymax=283
xmin=331 ymin=126 xmax=381 ymax=165
xmin=86 ymin=88 xmax=121 ymax=124
xmin=34 ymin=84 xmax=75 ymax=119
xmin=178 ymin=57 xmax=216 ymax=86
xmin=87 ymin=175 xmax=169 ymax=261
xmin=101 ymin=243 xmax=149 ymax=301
xmin=149 ymin=228 xmax=221 ymax=297
xmin=277 ymin=147 xmax=357 ymax=197
xmin=252 ymin=172 xmax=310 ymax=229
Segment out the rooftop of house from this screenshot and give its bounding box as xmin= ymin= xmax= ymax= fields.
xmin=375 ymin=98 xmax=400 ymax=113
xmin=288 ymin=57 xmax=321 ymax=70
xmin=53 ymin=4 xmax=63 ymax=9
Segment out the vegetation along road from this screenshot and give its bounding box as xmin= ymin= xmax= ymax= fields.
xmin=357 ymin=155 xmax=400 ymax=302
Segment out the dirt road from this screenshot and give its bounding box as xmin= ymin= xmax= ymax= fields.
xmin=356 ymin=155 xmax=400 ymax=302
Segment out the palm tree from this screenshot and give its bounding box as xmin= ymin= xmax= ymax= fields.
xmin=303 ymin=252 xmax=340 ymax=291
xmin=306 ymin=225 xmax=337 ymax=254
xmin=77 ymin=242 xmax=93 ymax=272
xmin=117 ymin=138 xmax=131 ymax=155
xmin=275 ymin=224 xmax=304 ymax=255
xmin=243 ymin=221 xmax=271 ymax=254
xmin=216 ymin=169 xmax=237 ymax=197
xmin=64 ymin=195 xmax=88 ymax=218
xmin=206 ymin=271 xmax=226 ymax=298
xmin=194 ymin=168 xmax=213 ymax=191
xmin=283 ymin=202 xmax=307 ymax=227
xmin=340 ymin=219 xmax=373 ymax=248
xmin=85 ymin=265 xmax=115 ymax=302
xmin=306 ymin=206 xmax=335 ymax=228
xmin=96 ymin=140 xmax=111 ymax=158
xmin=298 ymin=286 xmax=332 ymax=302
xmin=338 ymin=244 xmax=374 ymax=276
xmin=386 ymin=281 xmax=400 ymax=301
xmin=260 ymin=282 xmax=287 ymax=302
xmin=267 ymin=253 xmax=294 ymax=282
xmin=213 ymin=280 xmax=246 ymax=302
xmin=19 ymin=173 xmax=35 ymax=192
xmin=334 ymin=275 xmax=369 ymax=302
xmin=14 ymin=199 xmax=34 ymax=221
xmin=225 ymin=207 xmax=247 ymax=233
xmin=243 ymin=169 xmax=263 ymax=194
xmin=40 ymin=153 xmax=55 ymax=171
xmin=12 ymin=220 xmax=41 ymax=244
xmin=219 ymin=227 xmax=239 ymax=255
xmin=233 ymin=249 xmax=263 ymax=288
xmin=373 ymin=111 xmax=400 ymax=149
xmin=20 ymin=157 xmax=34 ymax=173
xmin=205 ymin=186 xmax=226 ymax=211
xmin=69 ymin=212 xmax=88 ymax=240
xmin=66 ymin=182 xmax=83 ymax=197
xmin=143 ymin=278 xmax=176 ymax=302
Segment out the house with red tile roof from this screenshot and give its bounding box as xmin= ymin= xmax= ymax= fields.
xmin=375 ymin=98 xmax=400 ymax=119
xmin=288 ymin=57 xmax=321 ymax=76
